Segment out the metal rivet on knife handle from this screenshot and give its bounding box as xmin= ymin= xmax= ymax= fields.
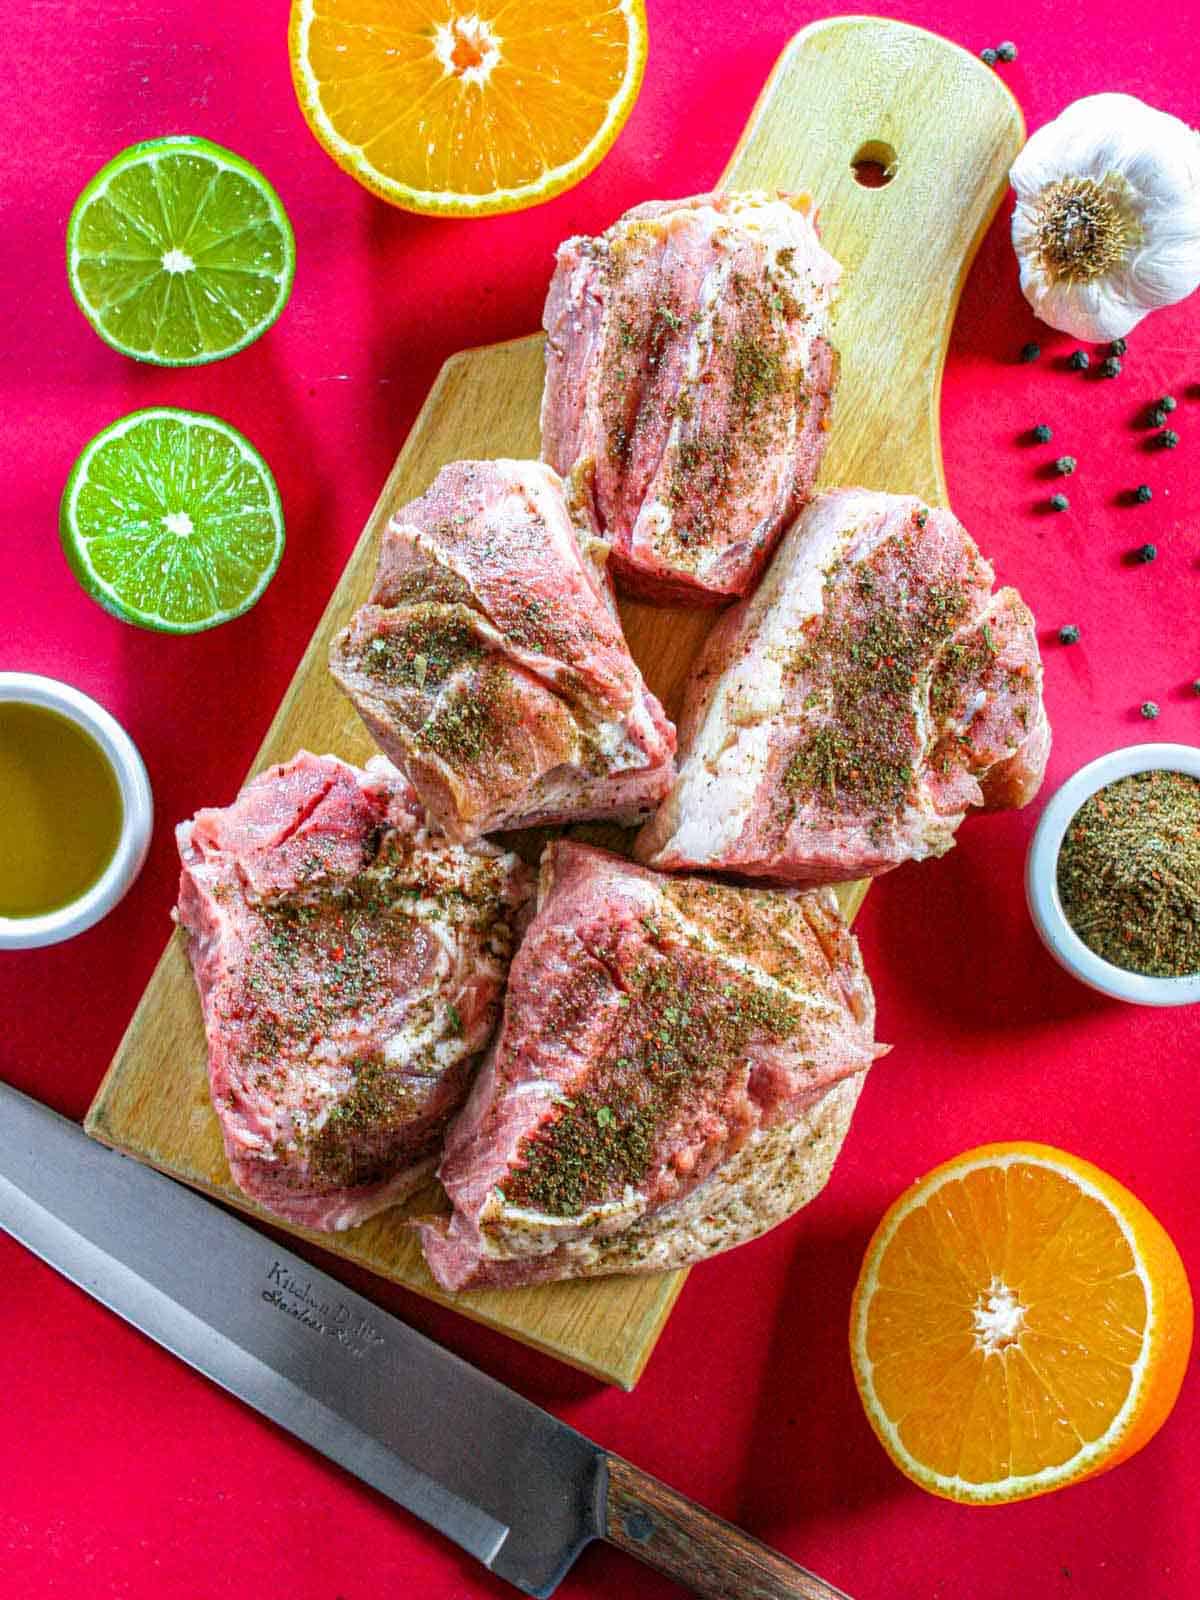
xmin=602 ymin=1454 xmax=855 ymax=1600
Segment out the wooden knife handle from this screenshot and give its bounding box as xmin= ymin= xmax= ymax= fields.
xmin=602 ymin=1454 xmax=853 ymax=1600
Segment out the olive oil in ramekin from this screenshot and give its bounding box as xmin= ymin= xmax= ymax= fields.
xmin=0 ymin=702 xmax=124 ymax=918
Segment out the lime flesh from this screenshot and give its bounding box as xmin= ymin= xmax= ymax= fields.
xmin=61 ymin=408 xmax=285 ymax=633
xmin=67 ymin=136 xmax=295 ymax=365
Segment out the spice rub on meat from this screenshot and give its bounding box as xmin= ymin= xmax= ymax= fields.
xmin=176 ymin=752 xmax=532 ymax=1232
xmin=636 ymin=488 xmax=1051 ymax=884
xmin=541 ymin=191 xmax=841 ymax=606
xmin=418 ymin=843 xmax=882 ymax=1290
xmin=330 ymin=459 xmax=675 ymax=842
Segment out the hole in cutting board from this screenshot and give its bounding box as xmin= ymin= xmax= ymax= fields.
xmin=851 ymin=140 xmax=898 ymax=187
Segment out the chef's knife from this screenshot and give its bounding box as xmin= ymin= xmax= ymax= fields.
xmin=0 ymin=1081 xmax=851 ymax=1600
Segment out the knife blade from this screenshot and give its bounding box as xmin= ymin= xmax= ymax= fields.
xmin=0 ymin=1081 xmax=852 ymax=1600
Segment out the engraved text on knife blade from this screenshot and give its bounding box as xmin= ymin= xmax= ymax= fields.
xmin=261 ymin=1258 xmax=386 ymax=1359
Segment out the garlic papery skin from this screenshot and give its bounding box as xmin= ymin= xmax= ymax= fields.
xmin=1011 ymin=93 xmax=1200 ymax=341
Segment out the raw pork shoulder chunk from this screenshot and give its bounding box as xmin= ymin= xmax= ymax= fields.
xmin=176 ymin=752 xmax=532 ymax=1231
xmin=330 ymin=459 xmax=675 ymax=841
xmin=419 ymin=843 xmax=882 ymax=1290
xmin=636 ymin=489 xmax=1050 ymax=884
xmin=541 ymin=191 xmax=841 ymax=605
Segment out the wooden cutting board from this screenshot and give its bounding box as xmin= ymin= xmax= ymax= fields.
xmin=85 ymin=18 xmax=1023 ymax=1389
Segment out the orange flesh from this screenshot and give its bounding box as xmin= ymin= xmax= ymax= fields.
xmin=854 ymin=1147 xmax=1193 ymax=1499
xmin=296 ymin=1 xmax=644 ymax=202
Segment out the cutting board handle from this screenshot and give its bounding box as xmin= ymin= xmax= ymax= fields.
xmin=603 ymin=1453 xmax=853 ymax=1600
xmin=722 ymin=16 xmax=1025 ymax=506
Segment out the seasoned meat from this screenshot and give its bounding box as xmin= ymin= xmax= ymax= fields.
xmin=541 ymin=191 xmax=841 ymax=605
xmin=176 ymin=752 xmax=532 ymax=1231
xmin=636 ymin=489 xmax=1051 ymax=883
xmin=330 ymin=459 xmax=675 ymax=841
xmin=419 ymin=843 xmax=882 ymax=1290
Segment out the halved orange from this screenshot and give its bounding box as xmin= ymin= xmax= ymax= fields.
xmin=289 ymin=0 xmax=648 ymax=216
xmin=850 ymin=1143 xmax=1192 ymax=1503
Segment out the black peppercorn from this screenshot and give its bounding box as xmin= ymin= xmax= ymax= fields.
xmin=1193 ymin=680 xmax=1200 ymax=696
xmin=1069 ymin=350 xmax=1090 ymax=370
xmin=1141 ymin=701 xmax=1160 ymax=720
xmin=1160 ymin=429 xmax=1180 ymax=449
xmin=1050 ymin=493 xmax=1070 ymax=512
xmin=996 ymin=40 xmax=1017 ymax=60
xmin=1159 ymin=395 xmax=1177 ymax=412
xmin=1109 ymin=338 xmax=1128 ymax=356
xmin=1135 ymin=484 xmax=1153 ymax=503
xmin=1032 ymin=423 xmax=1053 ymax=443
xmin=1150 ymin=405 xmax=1169 ymax=428
xmin=1136 ymin=543 xmax=1157 ymax=563
xmin=1054 ymin=455 xmax=1077 ymax=475
xmin=1020 ymin=341 xmax=1040 ymax=363
xmin=1102 ymin=356 xmax=1121 ymax=378
xmin=1058 ymin=625 xmax=1080 ymax=645
xmin=980 ymin=46 xmax=998 ymax=64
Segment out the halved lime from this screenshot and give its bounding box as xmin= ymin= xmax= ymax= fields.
xmin=61 ymin=408 xmax=285 ymax=633
xmin=66 ymin=136 xmax=295 ymax=365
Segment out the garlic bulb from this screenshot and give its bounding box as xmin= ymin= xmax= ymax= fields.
xmin=1010 ymin=93 xmax=1200 ymax=341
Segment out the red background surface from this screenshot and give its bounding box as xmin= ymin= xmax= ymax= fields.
xmin=1 ymin=2 xmax=1197 ymax=1596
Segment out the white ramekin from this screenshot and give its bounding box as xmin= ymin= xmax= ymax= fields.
xmin=0 ymin=673 xmax=153 ymax=950
xmin=1026 ymin=742 xmax=1200 ymax=1006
